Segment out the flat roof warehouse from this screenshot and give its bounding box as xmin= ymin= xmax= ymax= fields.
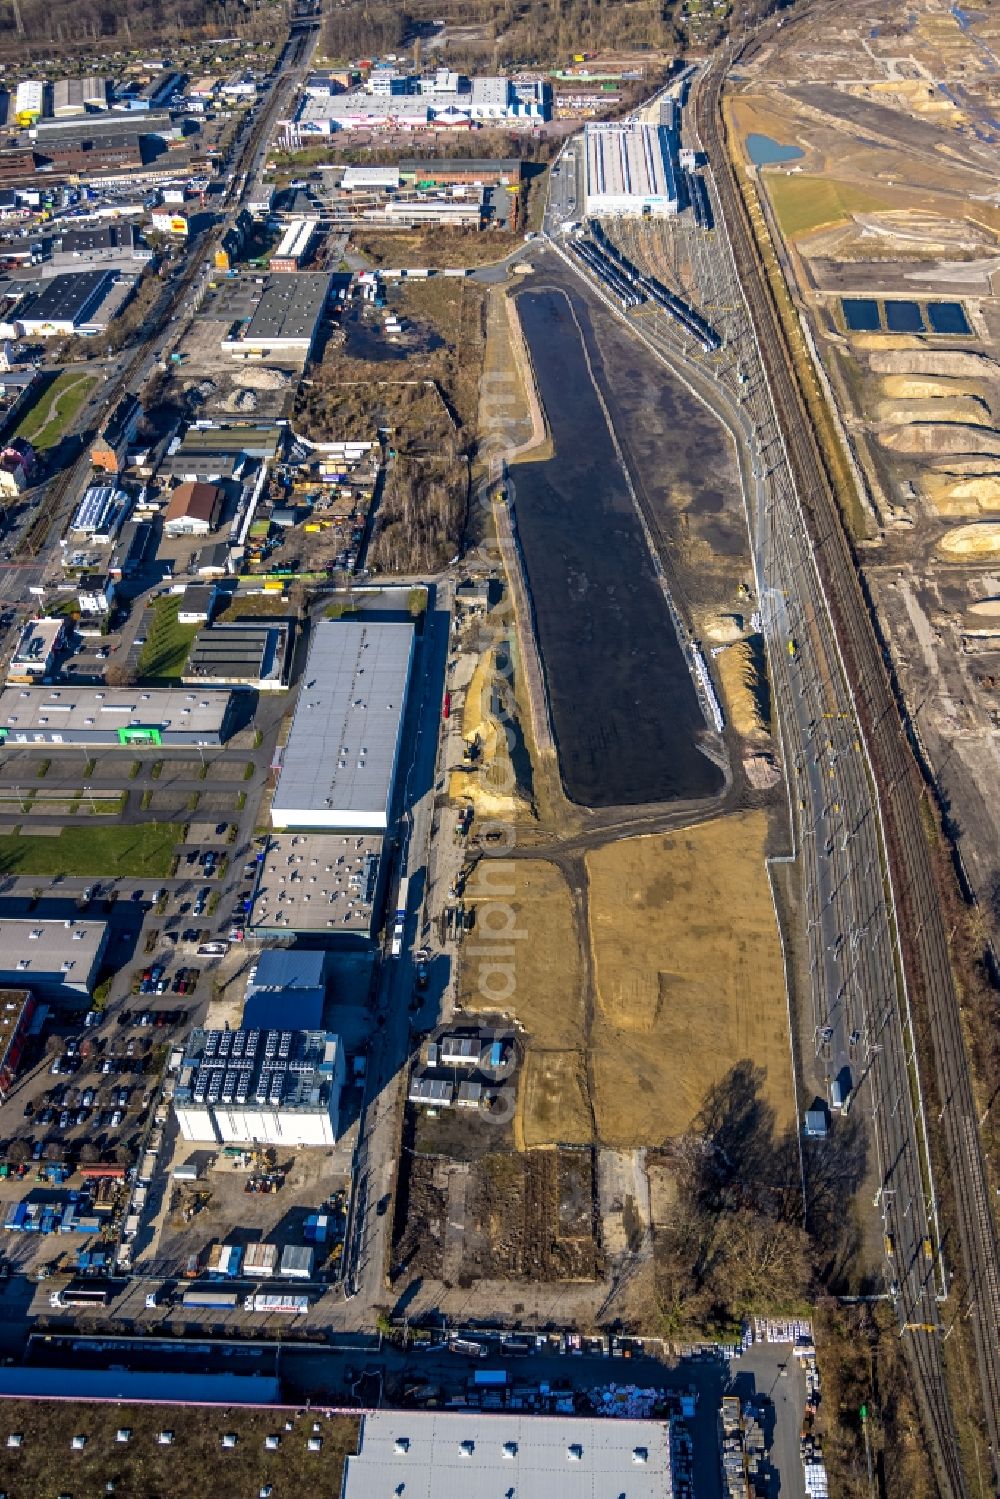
xmin=9 ymin=269 xmax=115 ymax=330
xmin=222 ymin=273 xmax=331 ymax=360
xmin=341 ymin=1412 xmax=673 ymax=1499
xmin=271 ymin=621 xmax=413 ymax=832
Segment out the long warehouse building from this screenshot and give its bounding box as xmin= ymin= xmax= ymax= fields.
xmin=584 ymin=121 xmax=679 ymax=218
xmin=270 ymin=620 xmax=413 ymax=832
xmin=270 ymin=218 xmax=314 ymax=272
xmin=0 ymin=686 xmax=235 ymax=746
xmin=342 ymin=1412 xmax=673 ymax=1499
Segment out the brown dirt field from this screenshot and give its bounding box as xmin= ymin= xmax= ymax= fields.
xmin=459 ymin=858 xmax=583 ymax=1050
xmin=586 ymin=811 xmax=793 ymax=1145
xmin=392 ymin=1153 xmax=446 ymax=1280
xmin=461 ymin=1149 xmax=602 ymax=1282
xmin=352 ymin=224 xmax=520 ymax=271
xmin=458 ymin=858 xmax=587 ymax=1147
xmin=521 ymin=1050 xmax=592 ymax=1148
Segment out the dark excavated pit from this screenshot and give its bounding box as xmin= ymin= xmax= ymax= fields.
xmin=510 ymin=284 xmax=726 ymax=808
xmin=340 ymin=305 xmax=445 ymax=362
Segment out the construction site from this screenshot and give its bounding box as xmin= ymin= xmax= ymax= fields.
xmin=384 ymin=265 xmax=797 ymax=1327
xmin=724 ymin=0 xmax=1000 ymax=969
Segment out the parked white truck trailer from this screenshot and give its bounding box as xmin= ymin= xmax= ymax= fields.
xmin=243 ymin=1293 xmax=309 ymax=1315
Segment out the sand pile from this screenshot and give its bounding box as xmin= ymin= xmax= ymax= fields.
xmin=869 ymin=349 xmax=1000 ymax=379
xmin=921 ymin=474 xmax=1000 ymax=516
xmin=881 ymin=423 xmax=1000 ymax=457
xmin=703 ymin=613 xmax=745 ymax=644
xmin=877 ymin=397 xmax=994 ymax=428
xmin=937 ymin=522 xmax=1000 ymax=559
xmin=880 ymin=375 xmax=994 ymax=407
xmin=716 ymin=638 xmax=770 ymax=739
xmin=449 ymin=647 xmax=531 ymax=818
xmin=927 ymin=457 xmax=1000 ymax=476
xmin=847 ymin=210 xmax=990 ymax=256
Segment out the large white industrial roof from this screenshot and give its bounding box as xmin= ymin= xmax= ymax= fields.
xmin=271 ymin=621 xmax=412 ymax=830
xmin=585 ymin=121 xmax=678 ymax=207
xmin=342 ymin=1412 xmax=672 ymax=1499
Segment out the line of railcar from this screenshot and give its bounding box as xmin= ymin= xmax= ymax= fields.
xmin=686 ymin=171 xmax=714 ymax=230
xmin=568 ymin=236 xmax=645 ymax=311
xmin=588 ymin=222 xmax=721 ymax=351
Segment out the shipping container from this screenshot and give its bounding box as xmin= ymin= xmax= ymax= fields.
xmin=182 ymin=1289 xmax=238 ymax=1310
xmin=279 ymin=1244 xmax=314 ymax=1280
xmin=243 ymin=1242 xmax=278 ymax=1277
xmin=243 ymin=1292 xmax=308 ymax=1315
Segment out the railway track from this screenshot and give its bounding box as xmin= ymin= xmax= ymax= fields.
xmin=695 ymin=51 xmax=1000 ymax=1497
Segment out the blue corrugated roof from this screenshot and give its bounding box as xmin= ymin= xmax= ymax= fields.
xmin=249 ymin=948 xmax=326 ymax=991
xmin=0 ymin=1368 xmax=280 ymax=1404
xmin=242 ymin=986 xmax=324 ymax=1032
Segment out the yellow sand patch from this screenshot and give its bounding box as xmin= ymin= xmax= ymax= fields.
xmin=877 ymin=397 xmax=994 ymax=428
xmin=937 ymin=522 xmax=1000 ymax=559
xmin=921 ymin=474 xmax=1000 ymax=516
xmin=586 ymin=812 xmax=792 ymax=1145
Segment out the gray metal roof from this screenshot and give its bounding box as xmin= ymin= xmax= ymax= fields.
xmin=15 ymin=269 xmax=113 ymax=325
xmin=343 ymin=1412 xmax=672 ymax=1499
xmin=249 ymin=948 xmax=327 ymax=991
xmin=248 ymin=831 xmax=383 ymax=934
xmin=0 ymin=919 xmax=106 ymax=988
xmin=0 ymin=685 xmax=232 ymax=736
xmin=244 ymin=273 xmax=331 ymax=344
xmin=271 ymin=621 xmax=412 ymax=829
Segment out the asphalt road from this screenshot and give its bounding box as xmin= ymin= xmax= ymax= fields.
xmin=344 ymin=592 xmax=452 ymax=1316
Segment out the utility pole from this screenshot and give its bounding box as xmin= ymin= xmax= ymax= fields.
xmin=11 ymin=0 xmax=25 ymax=37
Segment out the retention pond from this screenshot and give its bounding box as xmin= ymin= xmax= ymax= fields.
xmin=511 ymin=285 xmax=725 ymax=808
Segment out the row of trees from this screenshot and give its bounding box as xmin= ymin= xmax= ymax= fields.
xmin=0 ymin=0 xmax=284 ymax=54
xmin=652 ymin=1061 xmax=869 ymax=1338
xmin=321 ymin=0 xmax=676 ymax=67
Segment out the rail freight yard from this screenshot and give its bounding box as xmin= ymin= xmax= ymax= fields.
xmin=0 ymin=0 xmax=994 ymax=1495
